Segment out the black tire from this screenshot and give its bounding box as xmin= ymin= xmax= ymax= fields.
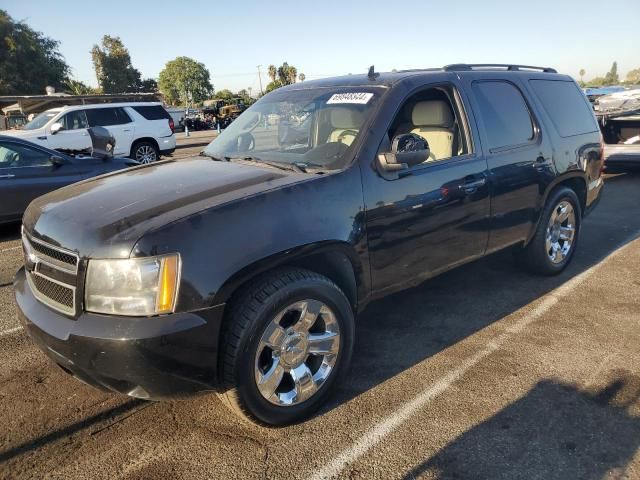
xmin=130 ymin=140 xmax=159 ymax=164
xmin=517 ymin=186 xmax=582 ymax=275
xmin=218 ymin=267 xmax=354 ymax=426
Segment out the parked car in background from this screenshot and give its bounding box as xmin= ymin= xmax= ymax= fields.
xmin=0 ymin=132 xmax=138 ymax=224
xmin=15 ymin=64 xmax=604 ymax=427
xmin=595 ymin=89 xmax=640 ymax=169
xmin=2 ymin=103 xmax=175 ymax=163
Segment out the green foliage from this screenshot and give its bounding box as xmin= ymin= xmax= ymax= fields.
xmin=139 ymin=78 xmax=158 ymax=93
xmin=64 ymin=79 xmax=96 ymax=95
xmin=264 ymin=62 xmax=303 ymax=93
xmin=604 ymin=61 xmax=619 ymax=85
xmin=91 ymin=35 xmax=142 ymax=93
xmin=158 ymin=56 xmax=213 ymax=106
xmin=626 ymin=68 xmax=640 ymax=85
xmin=216 ymin=89 xmax=235 ymax=101
xmin=265 ymin=80 xmax=283 ymax=93
xmin=0 ymin=9 xmax=70 ymax=95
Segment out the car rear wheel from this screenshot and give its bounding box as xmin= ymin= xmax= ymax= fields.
xmin=517 ymin=186 xmax=581 ymax=275
xmin=218 ymin=268 xmax=354 ymax=426
xmin=131 ymin=140 xmax=159 ymax=163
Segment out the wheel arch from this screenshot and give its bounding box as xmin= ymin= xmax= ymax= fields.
xmin=130 ymin=137 xmax=160 ymax=157
xmin=213 ymin=241 xmax=366 ymax=313
xmin=525 ymin=172 xmax=587 ymax=246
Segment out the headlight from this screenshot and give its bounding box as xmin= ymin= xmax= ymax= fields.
xmin=85 ymin=254 xmax=180 ymax=316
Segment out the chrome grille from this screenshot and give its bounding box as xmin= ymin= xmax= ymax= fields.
xmin=27 ymin=272 xmax=75 ymax=314
xmin=28 ymin=239 xmax=78 ymax=268
xmin=22 ymin=228 xmax=79 ymax=316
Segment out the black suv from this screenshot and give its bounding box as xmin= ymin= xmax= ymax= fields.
xmin=15 ymin=64 xmax=604 ymax=426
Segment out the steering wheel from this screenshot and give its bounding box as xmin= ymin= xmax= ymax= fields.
xmin=337 ymin=129 xmax=359 ymax=145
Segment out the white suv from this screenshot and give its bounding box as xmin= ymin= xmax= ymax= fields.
xmin=5 ymin=102 xmax=176 ymax=163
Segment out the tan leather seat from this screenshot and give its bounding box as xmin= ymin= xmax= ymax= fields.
xmin=400 ymin=101 xmax=455 ymax=161
xmin=327 ymin=108 xmax=364 ymax=146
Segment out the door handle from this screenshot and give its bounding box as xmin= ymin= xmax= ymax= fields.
xmin=123 ymin=129 xmax=131 ymax=132
xmin=37 ymin=136 xmax=47 ymax=140
xmin=0 ymin=174 xmax=15 ymax=179
xmin=461 ymin=177 xmax=486 ymax=194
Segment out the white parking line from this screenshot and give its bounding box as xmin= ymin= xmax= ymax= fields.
xmin=0 ymin=245 xmax=21 ymax=253
xmin=0 ymin=326 xmax=23 ymax=337
xmin=311 ymin=234 xmax=639 ymax=480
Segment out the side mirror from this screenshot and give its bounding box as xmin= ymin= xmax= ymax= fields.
xmin=50 ymin=122 xmax=63 ymax=135
xmin=50 ymin=155 xmax=65 ymax=166
xmin=377 ymin=133 xmax=430 ymax=172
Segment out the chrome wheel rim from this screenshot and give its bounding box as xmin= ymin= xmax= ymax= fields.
xmin=545 ymin=200 xmax=576 ymax=264
xmin=135 ymin=145 xmax=156 ymax=163
xmin=254 ymin=299 xmax=341 ymax=406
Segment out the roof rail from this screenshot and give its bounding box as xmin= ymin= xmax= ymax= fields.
xmin=443 ymin=64 xmax=558 ymax=74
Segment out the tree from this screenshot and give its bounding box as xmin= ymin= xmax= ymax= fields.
xmin=216 ymin=89 xmax=234 ymax=101
xmin=263 ymin=62 xmax=301 ymax=93
xmin=579 ymin=69 xmax=585 ymax=83
xmin=139 ymin=78 xmax=158 ymax=93
xmin=268 ymin=65 xmax=277 ymax=83
xmin=64 ymin=79 xmax=96 ymax=95
xmin=604 ymin=61 xmax=619 ymax=85
xmin=626 ymin=68 xmax=640 ymax=85
xmin=278 ymin=62 xmax=297 ymax=85
xmin=0 ymin=9 xmax=70 ymax=95
xmin=91 ymin=35 xmax=142 ymax=93
xmin=265 ymin=80 xmax=282 ymax=93
xmin=298 ymin=73 xmax=306 ymax=82
xmin=158 ymin=56 xmax=213 ymax=105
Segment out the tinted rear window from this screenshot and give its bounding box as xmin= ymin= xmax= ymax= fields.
xmin=132 ymin=105 xmax=171 ymax=120
xmin=529 ymin=80 xmax=598 ymax=137
xmin=472 ymin=81 xmax=534 ymax=150
xmin=86 ymin=107 xmax=131 ymax=126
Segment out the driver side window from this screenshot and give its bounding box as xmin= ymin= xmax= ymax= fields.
xmin=388 ymin=85 xmax=471 ymax=164
xmin=61 ymin=110 xmax=89 ymax=131
xmin=0 ymin=142 xmax=52 ymax=168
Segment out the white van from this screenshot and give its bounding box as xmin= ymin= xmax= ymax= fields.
xmin=4 ymin=102 xmax=176 ymax=163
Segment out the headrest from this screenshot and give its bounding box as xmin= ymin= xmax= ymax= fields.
xmin=412 ymin=101 xmax=454 ymax=128
xmin=330 ymin=108 xmax=364 ymax=129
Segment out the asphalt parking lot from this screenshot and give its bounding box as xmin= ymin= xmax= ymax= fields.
xmin=0 ymin=170 xmax=639 ymax=479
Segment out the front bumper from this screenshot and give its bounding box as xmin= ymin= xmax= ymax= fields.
xmin=14 ymin=267 xmax=225 ymax=400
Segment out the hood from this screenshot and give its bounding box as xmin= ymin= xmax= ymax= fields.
xmin=23 ymin=157 xmax=304 ymax=258
xmin=2 ymin=128 xmax=38 ymax=138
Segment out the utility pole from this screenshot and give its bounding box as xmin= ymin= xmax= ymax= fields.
xmin=256 ymin=65 xmax=264 ymax=95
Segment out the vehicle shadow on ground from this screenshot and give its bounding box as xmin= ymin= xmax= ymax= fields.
xmin=0 ymin=399 xmax=147 ymax=463
xmin=402 ymin=373 xmax=640 ymax=479
xmin=329 ymin=172 xmax=640 ymax=411
xmin=0 ymin=222 xmax=21 ymax=243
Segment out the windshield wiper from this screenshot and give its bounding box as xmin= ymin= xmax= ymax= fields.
xmin=227 ymin=156 xmax=307 ymax=173
xmin=199 ymin=151 xmax=228 ymax=161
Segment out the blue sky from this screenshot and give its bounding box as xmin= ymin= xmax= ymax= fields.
xmin=3 ymin=0 xmax=638 ymax=94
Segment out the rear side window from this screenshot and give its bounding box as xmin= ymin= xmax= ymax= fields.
xmin=132 ymin=105 xmax=171 ymax=120
xmin=472 ymin=81 xmax=534 ymax=150
xmin=529 ymin=80 xmax=598 ymax=137
xmin=86 ymin=107 xmax=132 ymax=127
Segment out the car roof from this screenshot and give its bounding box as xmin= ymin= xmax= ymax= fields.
xmin=278 ymin=65 xmax=572 ymax=91
xmin=50 ymin=102 xmax=164 ymax=112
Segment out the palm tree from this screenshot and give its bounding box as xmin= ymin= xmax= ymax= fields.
xmin=268 ymin=65 xmax=277 ymax=83
xmin=298 ymin=73 xmax=306 ymax=82
xmin=579 ymin=69 xmax=585 ymax=83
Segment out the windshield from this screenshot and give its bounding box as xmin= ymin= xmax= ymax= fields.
xmin=23 ymin=110 xmax=58 ymax=130
xmin=203 ymin=87 xmax=383 ymax=170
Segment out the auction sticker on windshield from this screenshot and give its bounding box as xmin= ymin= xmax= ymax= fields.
xmin=327 ymin=92 xmax=374 ymax=104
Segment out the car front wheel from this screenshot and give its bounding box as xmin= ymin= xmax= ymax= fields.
xmin=131 ymin=140 xmax=159 ymax=163
xmin=218 ymin=268 xmax=354 ymax=426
